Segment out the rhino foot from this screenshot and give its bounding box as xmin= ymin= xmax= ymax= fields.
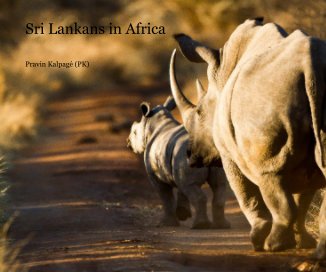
xmin=176 ymin=206 xmax=192 ymax=221
xmin=264 ymin=224 xmax=296 ymax=251
xmin=250 ymin=220 xmax=272 ymax=251
xmin=211 ymin=219 xmax=231 ymax=229
xmin=295 ymin=231 xmax=316 ymax=249
xmin=158 ymin=216 xmax=179 ymax=227
xmin=315 ymin=239 xmax=326 ymax=260
xmin=191 ymin=220 xmax=211 ymax=229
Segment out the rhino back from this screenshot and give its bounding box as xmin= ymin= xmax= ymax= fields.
xmin=144 ymin=123 xmax=186 ymax=184
xmin=145 ymin=122 xmax=208 ymax=186
xmin=215 ymin=30 xmax=325 ymax=191
xmin=218 ymin=21 xmax=287 ymax=89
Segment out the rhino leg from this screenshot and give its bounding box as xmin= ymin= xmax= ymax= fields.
xmin=259 ymin=175 xmax=296 ymax=251
xmin=207 ymin=168 xmax=230 ymax=229
xmin=180 ymin=185 xmax=211 ymax=229
xmin=222 ymin=157 xmax=271 ymax=251
xmin=293 ymin=191 xmax=317 ymax=249
xmin=315 ymin=192 xmax=326 ymax=259
xmin=151 ymin=177 xmax=179 ymax=227
xmin=176 ymin=191 xmax=192 ymax=221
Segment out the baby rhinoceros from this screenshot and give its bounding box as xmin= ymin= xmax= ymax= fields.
xmin=127 ymin=96 xmax=230 ymax=229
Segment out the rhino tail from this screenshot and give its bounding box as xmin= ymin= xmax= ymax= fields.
xmin=304 ymin=63 xmax=326 ymax=169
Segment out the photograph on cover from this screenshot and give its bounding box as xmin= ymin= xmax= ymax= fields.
xmin=0 ymin=0 xmax=325 ymax=271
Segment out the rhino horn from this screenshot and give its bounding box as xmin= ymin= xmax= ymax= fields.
xmin=173 ymin=33 xmax=220 ymax=65
xmin=163 ymin=95 xmax=176 ymax=111
xmin=169 ymin=49 xmax=195 ymax=123
xmin=196 ymin=79 xmax=206 ymax=100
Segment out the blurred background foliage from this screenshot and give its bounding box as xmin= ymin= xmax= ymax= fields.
xmin=0 ymin=0 xmax=325 ymax=152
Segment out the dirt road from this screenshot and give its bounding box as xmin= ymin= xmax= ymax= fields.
xmin=7 ymin=85 xmax=325 ymax=271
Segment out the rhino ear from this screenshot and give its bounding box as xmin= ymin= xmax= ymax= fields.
xmin=252 ymin=16 xmax=264 ymax=23
xmin=163 ymin=95 xmax=176 ymax=111
xmin=140 ymin=102 xmax=151 ymax=117
xmin=173 ymin=33 xmax=220 ymax=65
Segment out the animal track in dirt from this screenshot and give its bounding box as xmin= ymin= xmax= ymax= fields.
xmin=7 ymin=86 xmax=325 ymax=272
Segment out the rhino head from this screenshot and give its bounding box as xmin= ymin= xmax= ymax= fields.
xmin=170 ymin=18 xmax=265 ymax=167
xmin=127 ymin=96 xmax=176 ymax=154
xmin=169 ymin=40 xmax=221 ymax=167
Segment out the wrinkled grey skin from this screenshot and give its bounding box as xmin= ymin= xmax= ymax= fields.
xmin=127 ymin=96 xmax=230 ymax=229
xmin=170 ymin=18 xmax=326 ymax=255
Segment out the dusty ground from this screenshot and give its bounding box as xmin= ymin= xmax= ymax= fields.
xmin=6 ymin=84 xmax=326 ymax=271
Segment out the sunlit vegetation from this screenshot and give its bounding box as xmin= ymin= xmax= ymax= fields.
xmin=0 ymin=0 xmax=324 ymax=152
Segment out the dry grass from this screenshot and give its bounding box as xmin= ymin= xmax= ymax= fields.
xmin=0 ymin=67 xmax=41 ymax=152
xmin=306 ymin=189 xmax=325 ymax=238
xmin=0 ymin=159 xmax=24 ymax=272
xmin=0 ymin=214 xmax=27 ymax=272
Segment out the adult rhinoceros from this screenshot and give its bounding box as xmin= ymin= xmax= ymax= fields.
xmin=169 ymin=18 xmax=326 ymax=255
